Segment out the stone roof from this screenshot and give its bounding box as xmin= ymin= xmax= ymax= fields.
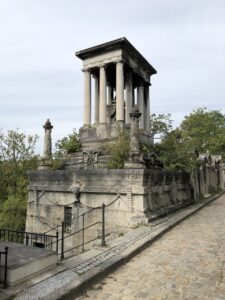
xmin=75 ymin=37 xmax=157 ymax=75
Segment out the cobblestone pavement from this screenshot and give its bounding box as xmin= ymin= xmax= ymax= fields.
xmin=75 ymin=194 xmax=225 ymax=300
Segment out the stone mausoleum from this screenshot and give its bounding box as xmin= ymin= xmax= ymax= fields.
xmin=25 ymin=38 xmax=224 ymax=256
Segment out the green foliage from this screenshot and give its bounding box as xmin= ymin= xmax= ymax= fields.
xmin=0 ymin=129 xmax=38 ymax=230
xmin=55 ymin=129 xmax=81 ymax=157
xmin=180 ymin=107 xmax=225 ymax=156
xmin=107 ymin=128 xmax=130 ymax=169
xmin=158 ymin=130 xmax=198 ymax=171
xmin=0 ymin=194 xmax=27 ymax=230
xmin=149 ymin=113 xmax=173 ymax=138
xmin=157 ymin=108 xmax=225 ymax=171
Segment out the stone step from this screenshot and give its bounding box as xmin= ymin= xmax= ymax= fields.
xmin=0 ymin=241 xmax=57 ymax=286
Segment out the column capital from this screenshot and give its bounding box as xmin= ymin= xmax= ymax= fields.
xmin=43 ymin=119 xmax=53 ymax=131
xmin=115 ymin=59 xmax=124 ymax=64
xmin=82 ymin=67 xmax=91 ymax=72
xmin=99 ymin=64 xmax=107 ymax=69
xmin=144 ymin=81 xmax=151 ymax=87
xmin=137 ymin=79 xmax=145 ymax=87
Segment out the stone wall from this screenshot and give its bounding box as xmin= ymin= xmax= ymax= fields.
xmin=26 ymin=164 xmax=224 ymax=255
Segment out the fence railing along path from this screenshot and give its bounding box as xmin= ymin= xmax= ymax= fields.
xmin=0 ymin=246 xmax=8 ymax=289
xmin=0 ymin=228 xmax=59 ymax=253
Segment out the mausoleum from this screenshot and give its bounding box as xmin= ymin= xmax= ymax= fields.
xmin=25 ymin=38 xmax=223 ymax=258
xmin=76 ymin=37 xmax=156 ymax=140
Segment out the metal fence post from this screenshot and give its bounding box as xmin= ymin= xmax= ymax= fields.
xmin=101 ymin=203 xmax=106 ymax=246
xmin=82 ymin=214 xmax=85 ymax=252
xmin=26 ymin=233 xmax=29 ymax=246
xmin=56 ymin=231 xmax=59 ymax=255
xmin=4 ymin=247 xmax=8 ymax=289
xmin=61 ymin=222 xmax=65 ymax=260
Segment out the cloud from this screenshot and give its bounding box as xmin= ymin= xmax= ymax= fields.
xmin=0 ymin=0 xmax=225 ymax=153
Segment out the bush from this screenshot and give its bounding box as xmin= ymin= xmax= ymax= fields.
xmin=55 ymin=129 xmax=81 ymax=156
xmin=106 ymin=128 xmax=130 ymax=169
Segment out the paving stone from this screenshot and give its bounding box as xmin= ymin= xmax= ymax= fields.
xmin=73 ymin=194 xmax=225 ymax=299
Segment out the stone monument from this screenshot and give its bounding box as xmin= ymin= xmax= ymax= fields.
xmin=25 ymin=38 xmax=206 ymax=255
xmin=76 ymin=37 xmax=156 ymax=147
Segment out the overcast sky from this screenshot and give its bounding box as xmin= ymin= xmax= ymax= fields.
xmin=1 ymin=0 xmax=225 ymax=153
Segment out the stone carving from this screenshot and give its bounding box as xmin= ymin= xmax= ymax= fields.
xmin=83 ymin=151 xmax=99 ymax=166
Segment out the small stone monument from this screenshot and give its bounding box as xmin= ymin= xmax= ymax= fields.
xmin=38 ymin=119 xmax=53 ymax=169
xmin=124 ymin=106 xmax=145 ymax=168
xmin=43 ymin=119 xmax=53 ymax=159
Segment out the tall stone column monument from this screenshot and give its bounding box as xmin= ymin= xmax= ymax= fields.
xmin=124 ymin=105 xmax=145 ymax=169
xmin=43 ymin=119 xmax=53 ymax=159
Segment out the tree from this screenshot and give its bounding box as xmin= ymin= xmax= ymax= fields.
xmin=158 ymin=129 xmax=198 ymax=171
xmin=157 ymin=108 xmax=225 ymax=171
xmin=54 ymin=129 xmax=81 ymax=157
xmin=180 ymin=108 xmax=225 ymax=156
xmin=0 ymin=129 xmax=39 ymax=230
xmin=149 ymin=113 xmax=173 ymax=139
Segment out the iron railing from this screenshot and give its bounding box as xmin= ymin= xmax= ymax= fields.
xmin=46 ymin=203 xmax=106 ymax=260
xmin=0 ymin=247 xmax=8 ymax=289
xmin=0 ymin=229 xmax=58 ymax=253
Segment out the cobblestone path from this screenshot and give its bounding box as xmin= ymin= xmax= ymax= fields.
xmin=75 ymin=194 xmax=225 ymax=300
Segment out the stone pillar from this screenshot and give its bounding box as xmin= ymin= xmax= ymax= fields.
xmin=94 ymin=76 xmax=99 ymax=124
xmin=144 ymin=84 xmax=150 ymax=131
xmin=83 ymin=69 xmax=91 ymax=127
xmin=205 ymin=165 xmax=210 ymax=194
xmin=43 ymin=119 xmax=53 ymax=159
xmin=125 ymin=71 xmax=133 ymax=124
xmin=124 ymin=106 xmax=145 ymax=169
xmin=99 ymin=66 xmax=107 ymax=123
xmin=223 ymin=167 xmax=225 ymax=188
xmin=199 ymin=166 xmax=205 ymax=195
xmin=137 ymin=82 xmax=144 ymax=130
xmin=116 ymin=61 xmax=124 ymax=122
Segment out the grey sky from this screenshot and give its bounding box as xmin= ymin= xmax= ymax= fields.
xmin=1 ymin=0 xmax=225 ymax=153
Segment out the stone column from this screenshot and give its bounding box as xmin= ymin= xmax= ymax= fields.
xmin=94 ymin=75 xmax=99 ymax=124
xmin=83 ymin=69 xmax=91 ymax=127
xmin=199 ymin=165 xmax=205 ymax=196
xmin=129 ymin=106 xmax=141 ymax=157
xmin=116 ymin=61 xmax=124 ymax=122
xmin=43 ymin=119 xmax=53 ymax=159
xmin=99 ymin=66 xmax=107 ymax=123
xmin=205 ymin=164 xmax=210 ymax=194
xmin=137 ymin=82 xmax=144 ymax=130
xmin=125 ymin=71 xmax=133 ymax=124
xmin=144 ymin=84 xmax=150 ymax=131
xmin=124 ymin=106 xmax=145 ymax=169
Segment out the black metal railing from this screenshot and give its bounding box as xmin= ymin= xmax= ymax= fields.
xmin=0 ymin=247 xmax=8 ymax=289
xmin=47 ymin=203 xmax=106 ymax=260
xmin=0 ymin=229 xmax=58 ymax=253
